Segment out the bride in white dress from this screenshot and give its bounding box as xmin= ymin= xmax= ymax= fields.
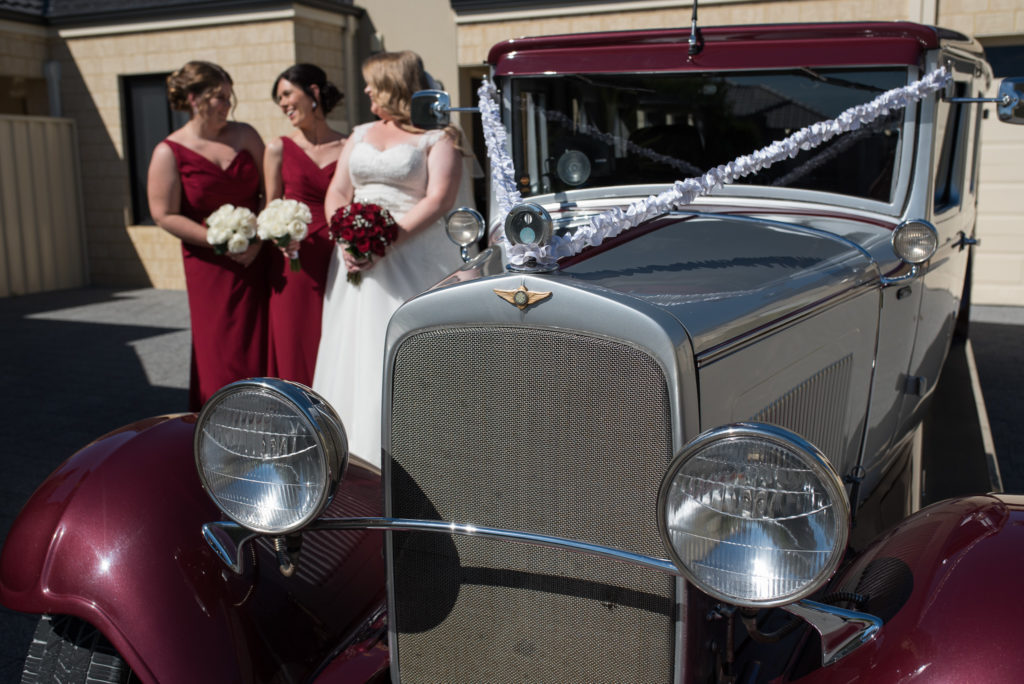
xmin=313 ymin=51 xmax=463 ymax=467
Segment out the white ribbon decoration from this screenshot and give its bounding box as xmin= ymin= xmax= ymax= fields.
xmin=479 ymin=67 xmax=951 ymax=268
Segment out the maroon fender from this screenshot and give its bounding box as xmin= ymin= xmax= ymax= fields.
xmin=794 ymin=494 xmax=1024 ymax=682
xmin=0 ymin=415 xmax=387 ymax=683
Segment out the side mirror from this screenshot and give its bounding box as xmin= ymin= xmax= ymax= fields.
xmin=997 ymin=77 xmax=1024 ymax=124
xmin=411 ymin=89 xmax=452 ymax=129
xmin=944 ymin=77 xmax=1024 ymax=124
xmin=411 ymin=90 xmax=481 ymax=130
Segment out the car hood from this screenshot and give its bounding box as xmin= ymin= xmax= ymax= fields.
xmin=561 ymin=212 xmax=881 ymax=355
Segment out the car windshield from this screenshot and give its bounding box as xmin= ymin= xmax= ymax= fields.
xmin=507 ymin=67 xmax=910 ymax=203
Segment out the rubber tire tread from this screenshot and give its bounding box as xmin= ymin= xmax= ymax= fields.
xmin=21 ymin=614 xmax=132 ymax=684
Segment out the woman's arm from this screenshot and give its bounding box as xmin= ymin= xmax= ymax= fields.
xmin=146 ymin=142 xmax=209 ymax=247
xmin=264 ymin=137 xmax=285 ymax=202
xmin=392 ymin=135 xmax=461 ymax=239
xmin=324 ymin=136 xmax=357 ymax=223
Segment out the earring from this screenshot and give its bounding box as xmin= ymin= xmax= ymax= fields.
xmin=312 ymin=101 xmax=318 ymax=110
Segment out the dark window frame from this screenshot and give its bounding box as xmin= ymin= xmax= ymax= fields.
xmin=121 ymin=73 xmax=188 ymax=225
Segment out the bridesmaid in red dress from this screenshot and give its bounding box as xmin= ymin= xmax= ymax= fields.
xmin=146 ymin=61 xmax=268 ymax=410
xmin=263 ymin=64 xmax=346 ymax=386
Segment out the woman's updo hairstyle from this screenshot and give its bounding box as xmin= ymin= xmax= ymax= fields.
xmin=167 ymin=61 xmax=233 ymax=113
xmin=272 ymin=63 xmax=343 ymax=115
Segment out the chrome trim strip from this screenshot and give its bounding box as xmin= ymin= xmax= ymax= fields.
xmin=203 ymin=515 xmax=883 ymax=667
xmin=782 ymin=599 xmax=882 ymax=666
xmin=695 ymin=280 xmax=876 ymax=367
xmin=204 ymin=517 xmax=681 ymax=577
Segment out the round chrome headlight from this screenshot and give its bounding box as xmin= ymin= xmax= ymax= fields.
xmin=658 ymin=423 xmax=849 ymax=608
xmin=446 ymin=206 xmax=485 ymax=248
xmin=892 ymin=219 xmax=938 ymax=265
xmin=195 ymin=378 xmax=347 ymax=535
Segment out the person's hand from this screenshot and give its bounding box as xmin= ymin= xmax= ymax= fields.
xmin=281 ymin=240 xmax=301 ymax=261
xmin=343 ymin=249 xmax=375 ymax=274
xmin=228 ymin=240 xmax=262 ymax=268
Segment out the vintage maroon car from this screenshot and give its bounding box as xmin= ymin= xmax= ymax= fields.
xmin=3 ymin=20 xmax=1023 ymax=683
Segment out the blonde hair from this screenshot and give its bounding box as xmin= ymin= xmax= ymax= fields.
xmin=362 ymin=50 xmax=428 ymax=131
xmin=362 ymin=51 xmax=462 ymax=149
xmin=167 ymin=61 xmax=233 ymax=115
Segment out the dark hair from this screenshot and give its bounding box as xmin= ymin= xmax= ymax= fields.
xmin=167 ymin=61 xmax=232 ymax=113
xmin=272 ymin=63 xmax=343 ymax=115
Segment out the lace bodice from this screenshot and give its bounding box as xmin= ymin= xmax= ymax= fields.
xmin=347 ymin=123 xmax=444 ymax=217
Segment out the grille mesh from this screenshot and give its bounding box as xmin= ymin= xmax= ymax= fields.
xmin=389 ymin=326 xmax=676 ymax=683
xmin=752 ymin=354 xmax=853 ymax=463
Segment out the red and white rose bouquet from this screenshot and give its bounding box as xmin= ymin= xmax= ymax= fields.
xmin=328 ymin=201 xmax=399 ymax=285
xmin=257 ymin=198 xmax=312 ymax=272
xmin=206 ymin=204 xmax=258 ymax=255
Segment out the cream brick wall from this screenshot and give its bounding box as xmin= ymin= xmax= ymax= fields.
xmin=290 ymin=17 xmax=350 ymax=136
xmin=0 ymin=22 xmax=48 ymax=79
xmin=54 ymin=16 xmax=355 ymax=289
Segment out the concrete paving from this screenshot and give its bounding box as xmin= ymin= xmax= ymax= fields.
xmin=0 ymin=287 xmax=1020 ymax=680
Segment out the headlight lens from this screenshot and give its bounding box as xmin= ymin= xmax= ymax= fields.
xmin=445 ymin=207 xmax=485 ymax=247
xmin=891 ymin=219 xmax=938 ymax=265
xmin=658 ymin=423 xmax=849 ymax=608
xmin=195 ymin=379 xmax=347 ymax=535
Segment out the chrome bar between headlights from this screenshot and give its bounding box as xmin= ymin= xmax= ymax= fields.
xmin=203 ymin=516 xmax=681 ymax=576
xmin=202 ymin=516 xmax=884 ymax=668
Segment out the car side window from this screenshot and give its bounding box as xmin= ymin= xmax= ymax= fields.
xmin=933 ymin=80 xmax=970 ymax=213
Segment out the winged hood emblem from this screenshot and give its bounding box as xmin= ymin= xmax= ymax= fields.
xmin=494 ymin=284 xmax=552 ymax=311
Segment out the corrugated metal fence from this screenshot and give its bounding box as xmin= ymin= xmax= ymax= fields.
xmin=0 ymin=115 xmax=88 ymax=297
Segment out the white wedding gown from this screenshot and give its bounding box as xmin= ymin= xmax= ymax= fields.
xmin=313 ymin=123 xmax=462 ymax=468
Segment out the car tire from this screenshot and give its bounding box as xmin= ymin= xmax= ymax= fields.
xmin=21 ymin=614 xmax=134 ymax=683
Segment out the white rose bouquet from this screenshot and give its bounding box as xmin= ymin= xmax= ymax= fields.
xmin=206 ymin=204 xmax=258 ymax=256
xmin=257 ymin=198 xmax=312 ymax=272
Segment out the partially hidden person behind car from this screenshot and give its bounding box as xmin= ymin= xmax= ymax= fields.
xmin=146 ymin=60 xmax=269 ymax=410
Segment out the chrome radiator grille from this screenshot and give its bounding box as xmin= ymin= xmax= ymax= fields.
xmin=388 ymin=325 xmax=676 ymax=683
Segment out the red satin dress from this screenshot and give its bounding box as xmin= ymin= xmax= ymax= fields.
xmin=164 ymin=139 xmax=269 ymax=411
xmin=266 ymin=136 xmax=337 ymax=387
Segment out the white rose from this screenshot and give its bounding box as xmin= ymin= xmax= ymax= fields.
xmin=257 ymin=204 xmax=282 ymax=240
xmin=287 ymin=219 xmax=308 ymax=241
xmin=226 ymin=232 xmax=251 ymax=254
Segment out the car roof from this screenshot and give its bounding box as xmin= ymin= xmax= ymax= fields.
xmin=488 ymin=21 xmax=982 ymax=76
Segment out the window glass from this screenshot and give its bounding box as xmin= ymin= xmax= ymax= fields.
xmin=508 ymin=68 xmax=908 ymax=202
xmin=933 ymin=81 xmax=968 ymax=212
xmin=983 ymin=45 xmax=1024 ymax=77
